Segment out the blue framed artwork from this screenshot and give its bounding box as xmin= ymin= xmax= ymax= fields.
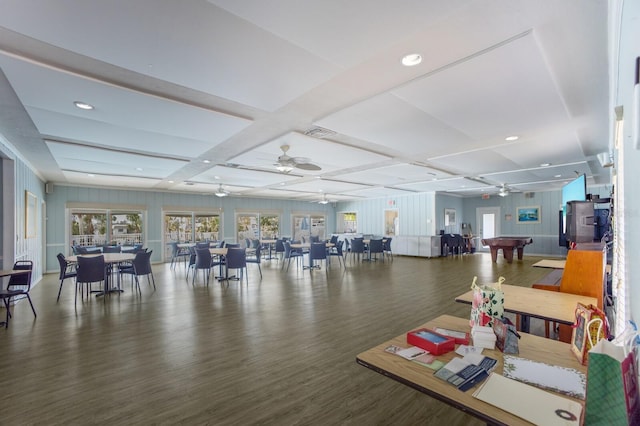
xmin=516 ymin=206 xmax=540 ymax=224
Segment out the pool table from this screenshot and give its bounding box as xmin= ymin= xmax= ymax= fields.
xmin=481 ymin=236 xmax=533 ymax=263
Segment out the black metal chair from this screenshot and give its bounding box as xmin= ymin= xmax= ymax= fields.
xmin=191 ymin=248 xmax=212 ymax=285
xmin=0 ymin=260 xmax=35 ymax=327
xmin=245 ymin=245 xmax=262 ymax=278
xmin=274 ymin=239 xmax=285 ymax=261
xmin=56 ymin=253 xmax=77 ymax=302
xmin=350 ymin=238 xmax=365 ymax=263
xmin=309 ymin=242 xmax=328 ymax=270
xmin=170 ymin=242 xmax=190 ymax=270
xmin=185 ymin=246 xmax=197 ymax=279
xmin=328 ymin=240 xmax=345 ymax=267
xmin=282 ymin=241 xmax=302 ymax=271
xmin=368 ymin=239 xmax=385 ymax=262
xmin=383 ymin=237 xmax=393 ymax=261
xmin=119 ymin=250 xmax=155 ymax=292
xmin=75 ymin=255 xmax=106 ymax=305
xmin=224 ymin=248 xmax=248 ymax=283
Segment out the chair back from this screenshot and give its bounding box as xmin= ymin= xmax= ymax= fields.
xmin=103 ymin=245 xmax=121 ymax=253
xmin=329 ymin=235 xmax=338 ymax=245
xmin=383 ymin=237 xmax=392 ymax=250
xmin=133 ymin=250 xmax=153 ymax=275
xmin=217 ymin=240 xmax=226 ymax=248
xmin=195 ymin=248 xmax=212 ymax=269
xmin=275 ymin=239 xmax=285 ymax=253
xmin=187 ymin=246 xmax=197 ymax=268
xmin=350 ymin=238 xmax=365 ymax=254
xmin=369 ymin=239 xmax=384 ymax=254
xmin=225 ymin=248 xmax=246 ymax=269
xmin=246 ymin=246 xmax=261 ymax=264
xmin=310 ymin=235 xmax=320 ymax=243
xmin=76 ymin=255 xmax=106 ymax=283
xmin=333 ymin=240 xmax=344 ymax=255
xmin=226 ymin=243 xmax=240 ymax=249
xmin=310 ymin=242 xmax=327 ymax=260
xmin=196 ymin=241 xmax=210 ymax=250
xmin=76 ymin=246 xmax=90 ymax=254
xmin=8 ymin=260 xmax=33 ymax=290
xmin=57 ymin=253 xmax=76 ymax=280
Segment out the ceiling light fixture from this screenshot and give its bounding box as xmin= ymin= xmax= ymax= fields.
xmin=540 ymin=163 xmax=551 ymax=167
xmin=276 ymin=164 xmax=294 ymax=173
xmin=401 ymin=53 xmax=422 ymax=67
xmin=203 ymin=160 xmax=211 ymax=164
xmin=214 ymin=184 xmax=229 ymax=197
xmin=505 ymin=135 xmax=519 ymax=141
xmin=74 ymin=101 xmax=94 ymax=110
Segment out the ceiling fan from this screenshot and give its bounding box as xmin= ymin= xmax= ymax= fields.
xmin=275 ymin=145 xmax=321 ymax=173
xmin=316 ymin=193 xmax=337 ymax=205
xmin=497 ymin=183 xmax=520 ymax=197
xmin=214 ymin=184 xmax=230 ymax=197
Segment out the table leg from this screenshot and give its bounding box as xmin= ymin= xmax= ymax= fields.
xmin=489 ymin=247 xmax=498 ymax=263
xmin=519 ymin=315 xmax=530 ymax=333
xmin=516 ymin=247 xmax=525 ymax=260
xmin=503 ymin=248 xmax=514 ymax=263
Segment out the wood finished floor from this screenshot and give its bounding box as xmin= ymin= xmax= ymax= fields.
xmin=1 ymin=252 xmax=554 ymax=425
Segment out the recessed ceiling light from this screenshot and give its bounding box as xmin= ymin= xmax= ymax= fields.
xmin=505 ymin=136 xmax=519 ymax=141
xmin=401 ymin=53 xmax=422 ymax=67
xmin=554 ymin=174 xmax=561 ymax=178
xmin=87 ymin=173 xmax=95 ymax=177
xmin=74 ymin=101 xmax=94 ymax=110
xmin=168 ymin=180 xmax=174 ymax=183
xmin=214 ymin=176 xmax=220 ymax=180
xmin=203 ymin=160 xmax=211 ymax=164
xmin=135 ymin=167 xmax=143 ymax=171
xmin=540 ymin=163 xmax=551 ymax=167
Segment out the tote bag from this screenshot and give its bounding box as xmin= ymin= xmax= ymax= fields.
xmin=570 ymin=302 xmax=608 ymax=365
xmin=469 ymin=276 xmax=505 ymax=328
xmin=584 ymin=339 xmax=640 ymax=425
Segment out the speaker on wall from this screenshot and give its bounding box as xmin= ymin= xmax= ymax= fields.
xmin=45 ymin=182 xmax=54 ymax=194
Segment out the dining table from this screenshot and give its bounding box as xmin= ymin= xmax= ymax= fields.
xmin=67 ymin=253 xmax=136 ymax=296
xmin=260 ymin=239 xmax=278 ymax=260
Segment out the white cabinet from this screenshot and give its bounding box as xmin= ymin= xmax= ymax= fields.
xmin=391 ymin=236 xmax=441 ymax=257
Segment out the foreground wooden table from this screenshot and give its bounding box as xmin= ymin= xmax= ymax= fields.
xmin=356 ymin=315 xmax=585 ymax=426
xmin=455 ymin=284 xmax=597 ymax=333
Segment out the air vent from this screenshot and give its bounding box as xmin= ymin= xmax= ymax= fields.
xmin=304 ymin=126 xmax=336 ymax=139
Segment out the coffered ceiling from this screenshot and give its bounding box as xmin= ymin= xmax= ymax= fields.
xmin=0 ymin=0 xmax=610 ymax=203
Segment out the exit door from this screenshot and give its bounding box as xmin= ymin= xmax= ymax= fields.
xmin=475 ymin=207 xmax=500 ymax=250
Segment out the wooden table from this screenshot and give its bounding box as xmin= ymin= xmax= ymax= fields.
xmin=455 ymin=284 xmax=597 ymax=333
xmin=68 ymin=253 xmax=135 ymax=295
xmin=356 ymin=315 xmax=586 ymax=426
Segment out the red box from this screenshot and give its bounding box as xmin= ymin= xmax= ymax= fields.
xmin=433 ymin=327 xmax=470 ymax=345
xmin=406 ymin=328 xmax=456 ymax=355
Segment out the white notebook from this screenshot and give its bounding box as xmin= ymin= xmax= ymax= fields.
xmin=473 ymin=373 xmax=583 ymax=426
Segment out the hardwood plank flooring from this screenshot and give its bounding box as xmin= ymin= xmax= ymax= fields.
xmin=1 ymin=252 xmax=553 ymax=425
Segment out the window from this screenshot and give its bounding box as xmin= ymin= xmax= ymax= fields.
xmin=164 ymin=210 xmax=221 ymax=260
xmin=71 ymin=209 xmax=144 ymax=247
xmin=236 ymin=212 xmax=280 ymax=243
xmin=292 ymin=214 xmax=326 ymax=242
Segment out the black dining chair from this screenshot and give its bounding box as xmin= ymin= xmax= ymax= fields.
xmin=56 ymin=253 xmax=78 ymax=302
xmin=75 ymin=255 xmax=106 ymax=305
xmin=192 ymin=248 xmax=212 ymax=285
xmin=245 ymin=245 xmax=262 ymax=278
xmin=274 ymin=239 xmax=285 ymax=261
xmin=368 ymin=239 xmax=384 ymax=262
xmin=350 ymin=238 xmax=366 ymax=263
xmin=0 ymin=260 xmax=35 ymax=328
xmin=224 ymin=248 xmax=248 ymax=283
xmin=103 ymin=245 xmax=121 ymax=253
xmin=119 ymin=250 xmax=155 ymax=293
xmin=383 ymin=237 xmax=393 ymax=261
xmin=282 ymin=241 xmax=302 ymax=271
xmin=328 ymin=240 xmax=345 ymax=267
xmin=309 ymin=242 xmax=328 ymax=270
xmin=170 ymin=242 xmax=190 ymax=270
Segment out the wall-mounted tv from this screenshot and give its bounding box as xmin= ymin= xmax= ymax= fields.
xmin=559 ymin=174 xmax=587 ymax=246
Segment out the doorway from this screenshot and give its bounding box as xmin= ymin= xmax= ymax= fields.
xmin=475 ymin=207 xmax=500 ymax=250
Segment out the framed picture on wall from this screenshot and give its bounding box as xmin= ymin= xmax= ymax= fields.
xmin=444 ymin=208 xmax=456 ymax=226
xmin=516 ymin=206 xmax=540 ymax=224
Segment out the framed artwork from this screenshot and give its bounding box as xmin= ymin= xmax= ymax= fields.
xmin=444 ymin=208 xmax=456 ymax=226
xmin=516 ymin=206 xmax=540 ymax=224
xmin=25 ymin=190 xmax=37 ymax=238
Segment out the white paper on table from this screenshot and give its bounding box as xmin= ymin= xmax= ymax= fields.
xmin=473 ymin=373 xmax=583 ymax=426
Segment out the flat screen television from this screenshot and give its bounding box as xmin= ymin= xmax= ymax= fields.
xmin=559 ymin=174 xmax=587 ymax=246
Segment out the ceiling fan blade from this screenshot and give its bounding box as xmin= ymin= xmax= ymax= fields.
xmin=295 ymin=162 xmax=321 ymax=171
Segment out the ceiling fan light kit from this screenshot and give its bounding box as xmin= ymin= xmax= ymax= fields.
xmin=214 ymin=184 xmax=229 ymax=197
xmin=275 ymin=145 xmax=321 ymax=173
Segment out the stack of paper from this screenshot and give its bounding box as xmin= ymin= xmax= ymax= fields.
xmin=473 ymin=373 xmax=583 ymax=425
xmin=471 ymin=326 xmax=496 ymax=349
